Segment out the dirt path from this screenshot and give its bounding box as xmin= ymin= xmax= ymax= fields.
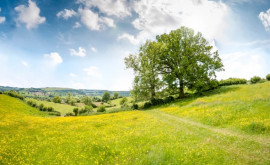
xmin=148 ymin=110 xmax=270 ymax=146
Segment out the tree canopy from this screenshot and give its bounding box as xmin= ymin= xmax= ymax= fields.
xmin=125 ymin=26 xmax=224 ymax=100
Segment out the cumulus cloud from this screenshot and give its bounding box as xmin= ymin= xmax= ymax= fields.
xmin=258 ymin=8 xmax=270 ymax=31
xmin=70 ymin=47 xmax=86 ymax=57
xmin=44 ymin=52 xmax=63 ymax=65
xmin=78 ymin=8 xmax=115 ymax=30
xmin=0 ymin=8 xmax=5 ymax=24
xmin=90 ymin=46 xmax=97 ymax=52
xmin=77 ymin=0 xmax=131 ymax=17
xmin=73 ymin=22 xmax=81 ymax=28
xmin=15 ymin=0 xmax=45 ymax=30
xmin=119 ymin=0 xmax=228 ymax=45
xmin=57 ymin=9 xmax=77 ymax=19
xmin=118 ymin=33 xmax=139 ymax=45
xmin=83 ymin=66 xmax=102 ymax=78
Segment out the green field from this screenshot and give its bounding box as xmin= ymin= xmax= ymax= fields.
xmin=25 ymin=98 xmax=76 ymax=115
xmin=0 ymin=82 xmax=269 ymax=164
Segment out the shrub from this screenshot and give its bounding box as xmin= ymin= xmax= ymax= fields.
xmin=48 ymin=111 xmax=61 ymax=116
xmin=47 ymin=107 xmax=54 ymax=112
xmin=65 ymin=112 xmax=74 ymax=116
xmin=78 ymin=108 xmax=87 ymax=114
xmin=250 ymin=76 xmax=261 ymax=84
xmin=53 ymin=95 xmax=61 ymax=103
xmin=131 ymin=103 xmax=139 ymax=110
xmin=120 ymin=97 xmax=128 ymax=107
xmin=73 ymin=108 xmax=79 ymax=116
xmin=219 ymin=78 xmax=247 ymax=86
xmin=266 ymin=74 xmax=270 ymax=81
xmin=150 ymin=98 xmax=164 ymax=106
xmin=4 ymin=90 xmax=24 ymax=100
xmin=163 ymin=96 xmax=175 ymax=103
xmin=143 ymin=102 xmax=152 ymax=109
xmin=0 ymin=91 xmax=2 ymax=94
xmin=38 ymin=104 xmax=44 ymax=111
xmin=97 ymin=105 xmax=106 ymax=112
xmin=91 ymin=103 xmax=97 ymax=108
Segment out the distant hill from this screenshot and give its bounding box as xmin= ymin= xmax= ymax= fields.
xmin=0 ymin=86 xmax=130 ymax=97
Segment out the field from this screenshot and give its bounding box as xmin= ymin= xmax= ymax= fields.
xmin=25 ymin=98 xmax=77 ymax=115
xmin=0 ymin=82 xmax=270 ymax=164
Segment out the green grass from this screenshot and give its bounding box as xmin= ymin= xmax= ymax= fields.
xmin=25 ymin=98 xmax=76 ymax=115
xmin=0 ymin=82 xmax=269 ymax=164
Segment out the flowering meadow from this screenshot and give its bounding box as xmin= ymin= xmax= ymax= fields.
xmin=0 ymin=82 xmax=269 ymax=164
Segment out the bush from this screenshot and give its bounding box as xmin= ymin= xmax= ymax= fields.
xmin=47 ymin=107 xmax=54 ymax=112
xmin=38 ymin=104 xmax=44 ymax=111
xmin=143 ymin=102 xmax=152 ymax=109
xmin=250 ymin=76 xmax=261 ymax=84
xmin=48 ymin=111 xmax=61 ymax=116
xmin=97 ymin=105 xmax=106 ymax=112
xmin=131 ymin=103 xmax=139 ymax=110
xmin=150 ymin=98 xmax=164 ymax=106
xmin=219 ymin=78 xmax=247 ymax=86
xmin=92 ymin=103 xmax=97 ymax=108
xmin=163 ymin=96 xmax=175 ymax=103
xmin=78 ymin=108 xmax=87 ymax=114
xmin=65 ymin=112 xmax=74 ymax=116
xmin=120 ymin=97 xmax=128 ymax=107
xmin=0 ymin=91 xmax=2 ymax=94
xmin=4 ymin=90 xmax=24 ymax=100
xmin=266 ymin=74 xmax=270 ymax=81
xmin=73 ymin=108 xmax=79 ymax=116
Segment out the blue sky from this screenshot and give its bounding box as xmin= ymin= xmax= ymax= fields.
xmin=0 ymin=0 xmax=269 ymax=90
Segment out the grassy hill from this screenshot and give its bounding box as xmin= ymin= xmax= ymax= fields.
xmin=0 ymin=82 xmax=269 ymax=164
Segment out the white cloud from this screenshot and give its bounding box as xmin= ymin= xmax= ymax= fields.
xmin=21 ymin=60 xmax=28 ymax=67
xmin=69 ymin=73 xmax=77 ymax=77
xmin=83 ymin=66 xmax=102 ymax=78
xmin=70 ymin=47 xmax=86 ymax=57
xmin=119 ymin=0 xmax=228 ymax=45
xmin=118 ymin=33 xmax=139 ymax=45
xmin=90 ymin=46 xmax=97 ymax=52
xmin=57 ymin=9 xmax=77 ymax=20
xmin=44 ymin=52 xmax=63 ymax=65
xmin=78 ymin=8 xmax=100 ymax=30
xmin=99 ymin=17 xmax=116 ymax=28
xmin=73 ymin=22 xmax=81 ymax=28
xmin=217 ymin=51 xmax=266 ymax=80
xmin=258 ymin=8 xmax=270 ymax=31
xmin=78 ymin=8 xmax=115 ymax=30
xmin=77 ymin=0 xmax=131 ymax=18
xmin=15 ymin=0 xmax=46 ymax=30
xmin=0 ymin=17 xmax=5 ymax=24
xmin=0 ymin=8 xmax=5 ymax=24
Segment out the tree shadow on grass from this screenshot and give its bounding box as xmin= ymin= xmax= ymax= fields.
xmin=143 ymin=85 xmax=241 ymax=110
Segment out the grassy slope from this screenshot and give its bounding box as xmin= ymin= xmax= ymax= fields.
xmin=25 ymin=98 xmax=76 ymax=115
xmin=158 ymin=82 xmax=270 ymax=134
xmin=0 ymin=83 xmax=269 ymax=164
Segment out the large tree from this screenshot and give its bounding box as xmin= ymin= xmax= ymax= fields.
xmin=125 ymin=40 xmax=164 ymax=101
xmin=156 ymin=27 xmax=224 ymax=98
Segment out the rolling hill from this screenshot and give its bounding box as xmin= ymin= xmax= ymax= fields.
xmin=0 ymin=82 xmax=269 ymax=164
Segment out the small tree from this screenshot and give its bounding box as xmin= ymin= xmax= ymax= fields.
xmin=113 ymin=92 xmax=119 ymax=99
xmin=266 ymin=74 xmax=270 ymax=81
xmin=82 ymin=96 xmax=92 ymax=106
xmin=97 ymin=105 xmax=106 ymax=112
xmin=53 ymin=95 xmax=61 ymax=103
xmin=84 ymin=105 xmax=93 ymax=114
xmin=102 ymin=92 xmax=110 ymax=102
xmin=250 ymin=76 xmax=261 ymax=84
xmin=120 ymin=97 xmax=128 ymax=108
xmin=73 ymin=108 xmax=79 ymax=116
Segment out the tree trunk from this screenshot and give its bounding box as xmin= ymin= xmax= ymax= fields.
xmin=178 ymin=79 xmax=185 ymax=98
xmin=151 ymin=85 xmax=155 ymax=99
